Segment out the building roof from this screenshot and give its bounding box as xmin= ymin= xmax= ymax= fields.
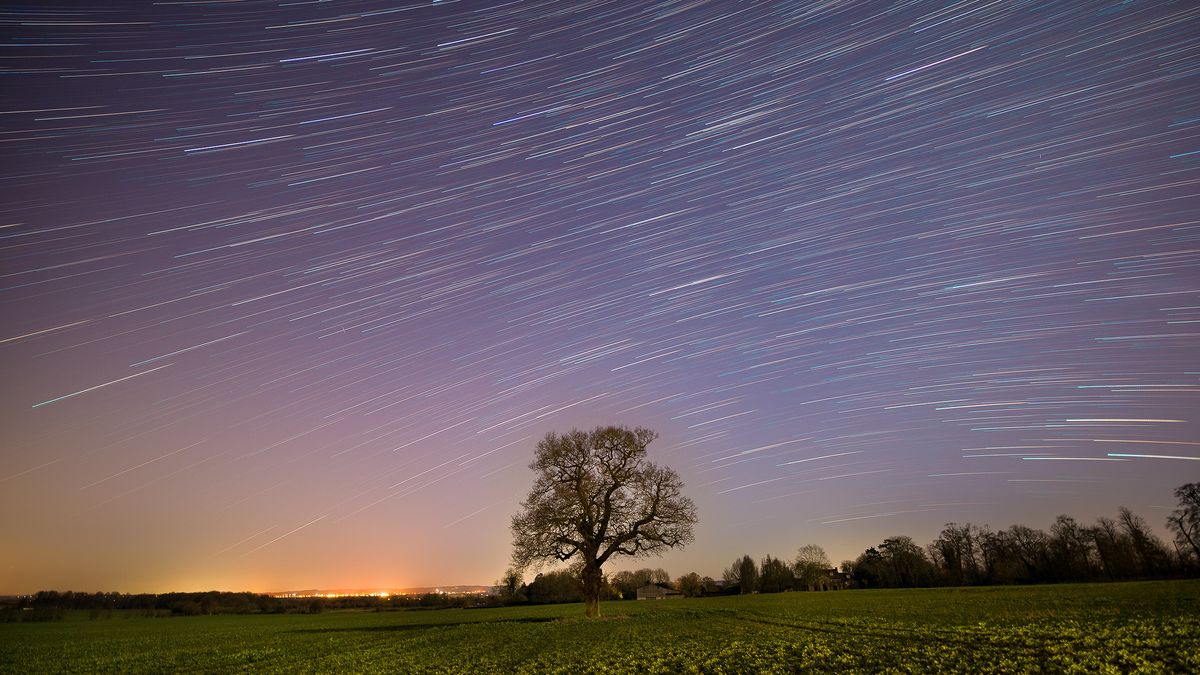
xmin=636 ymin=583 xmax=682 ymax=597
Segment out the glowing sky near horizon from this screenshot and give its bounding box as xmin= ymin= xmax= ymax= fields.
xmin=1 ymin=0 xmax=1197 ymax=593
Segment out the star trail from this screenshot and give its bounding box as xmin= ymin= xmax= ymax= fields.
xmin=1 ymin=0 xmax=1196 ymax=593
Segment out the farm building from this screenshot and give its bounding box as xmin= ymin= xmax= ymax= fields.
xmin=636 ymin=583 xmax=683 ymax=600
xmin=814 ymin=569 xmax=853 ymax=591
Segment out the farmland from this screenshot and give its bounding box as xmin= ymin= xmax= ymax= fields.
xmin=2 ymin=580 xmax=1197 ymax=673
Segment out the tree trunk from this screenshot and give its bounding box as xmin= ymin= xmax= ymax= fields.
xmin=582 ymin=561 xmax=602 ymax=618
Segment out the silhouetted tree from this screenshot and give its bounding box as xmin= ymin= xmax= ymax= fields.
xmin=1092 ymin=516 xmax=1137 ymax=579
xmin=759 ymin=555 xmax=794 ymax=593
xmin=676 ymin=572 xmax=703 ymax=597
xmin=793 ymin=544 xmax=830 ymax=590
xmin=1168 ymin=482 xmax=1200 ymax=565
xmin=525 ymin=570 xmax=582 ymax=604
xmin=881 ymin=536 xmax=936 ymax=587
xmin=510 ymin=426 xmax=697 ymax=618
xmin=610 ymin=570 xmax=643 ymax=599
xmin=498 ymin=568 xmax=523 ymax=599
xmin=724 ymin=554 xmax=758 ymax=593
xmin=930 ymin=524 xmax=983 ymax=585
xmin=610 ymin=567 xmax=673 ymax=598
xmin=853 ymin=537 xmax=936 ymax=587
xmin=1007 ymin=524 xmax=1050 ymax=582
xmin=978 ymin=528 xmax=1020 ymax=583
xmin=1118 ymin=507 xmax=1171 ymax=576
xmin=851 ymin=547 xmax=887 ymax=588
xmin=1050 ymin=515 xmax=1095 ymax=581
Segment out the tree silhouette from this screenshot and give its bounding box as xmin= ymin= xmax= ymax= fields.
xmin=1168 ymin=482 xmax=1200 ymax=564
xmin=724 ymin=554 xmax=758 ymax=593
xmin=676 ymin=572 xmax=703 ymax=597
xmin=498 ymin=568 xmax=522 ymax=599
xmin=759 ymin=555 xmax=794 ymax=593
xmin=793 ymin=544 xmax=831 ymax=590
xmin=1118 ymin=507 xmax=1171 ymax=576
xmin=510 ymin=425 xmax=697 ymax=618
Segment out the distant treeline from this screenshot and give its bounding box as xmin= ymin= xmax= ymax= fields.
xmin=1 ymin=590 xmax=514 ymax=622
xmin=2 ymin=591 xmax=321 ymax=621
xmin=845 ymin=504 xmax=1191 ymax=589
xmin=495 ymin=567 xmax=704 ymax=605
xmin=721 ymin=500 xmax=1199 ymax=594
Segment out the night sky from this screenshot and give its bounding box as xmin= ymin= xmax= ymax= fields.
xmin=2 ymin=0 xmax=1197 ymax=594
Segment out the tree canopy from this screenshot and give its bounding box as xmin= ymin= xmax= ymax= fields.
xmin=794 ymin=544 xmax=831 ymax=589
xmin=510 ymin=425 xmax=697 ymax=617
xmin=724 ymin=554 xmax=758 ymax=594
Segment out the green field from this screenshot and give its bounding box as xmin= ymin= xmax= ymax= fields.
xmin=3 ymin=581 xmax=1198 ymax=673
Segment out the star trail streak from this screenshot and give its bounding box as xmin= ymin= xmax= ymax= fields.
xmin=0 ymin=0 xmax=1196 ymax=594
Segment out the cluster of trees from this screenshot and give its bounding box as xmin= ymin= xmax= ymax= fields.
xmin=496 ymin=565 xmax=725 ymax=605
xmin=609 ymin=568 xmax=669 ymax=598
xmin=849 ymin=498 xmax=1198 ymax=588
xmin=843 ymin=483 xmax=1200 ymax=589
xmin=501 ymin=553 xmax=831 ymax=605
xmin=609 ymin=567 xmax=721 ymax=598
xmin=501 ymin=547 xmax=833 ymax=604
xmin=721 ymin=544 xmax=836 ymax=594
xmin=521 ymin=569 xmax=584 ymax=604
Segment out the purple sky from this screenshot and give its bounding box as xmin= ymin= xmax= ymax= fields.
xmin=1 ymin=0 xmax=1197 ymax=594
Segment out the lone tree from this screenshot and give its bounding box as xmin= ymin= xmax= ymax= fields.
xmin=510 ymin=425 xmax=697 ymax=618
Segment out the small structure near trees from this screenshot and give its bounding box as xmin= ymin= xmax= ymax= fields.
xmin=636 ymin=583 xmax=682 ymax=600
xmin=811 ymin=568 xmax=853 ymax=591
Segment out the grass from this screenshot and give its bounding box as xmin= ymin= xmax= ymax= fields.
xmin=2 ymin=580 xmax=1198 ymax=673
